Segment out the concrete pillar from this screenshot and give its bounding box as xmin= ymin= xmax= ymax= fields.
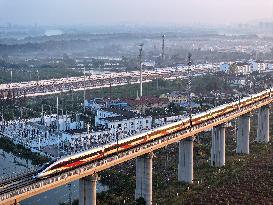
xmin=79 ymin=177 xmax=85 ymax=205
xmin=135 ymin=152 xmax=153 ymax=205
xmin=211 ymin=125 xmax=225 ymax=167
xmin=79 ymin=174 xmax=98 ymax=205
xmin=256 ymin=105 xmax=270 ymax=143
xmin=236 ymin=114 xmax=250 ymax=154
xmin=178 ymin=137 xmax=193 ymax=184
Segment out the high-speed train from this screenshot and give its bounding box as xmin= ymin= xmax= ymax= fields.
xmin=35 ymin=89 xmax=273 ymax=179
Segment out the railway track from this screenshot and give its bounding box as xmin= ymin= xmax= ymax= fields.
xmin=0 ymin=177 xmax=38 ymax=196
xmin=0 ymin=171 xmax=37 ymax=191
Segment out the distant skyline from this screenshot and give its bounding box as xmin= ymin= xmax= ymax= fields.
xmin=0 ymin=0 xmax=273 ymax=27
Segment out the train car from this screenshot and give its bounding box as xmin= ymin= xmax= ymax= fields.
xmin=36 ymin=89 xmax=273 ymax=179
xmin=33 ymin=160 xmax=57 ymax=179
xmin=36 ymin=128 xmax=157 ymax=179
xmin=36 ymin=146 xmax=105 ymax=178
xmin=35 ymin=118 xmax=193 ymax=179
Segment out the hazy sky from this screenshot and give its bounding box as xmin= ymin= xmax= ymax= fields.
xmin=0 ymin=0 xmax=273 ymax=26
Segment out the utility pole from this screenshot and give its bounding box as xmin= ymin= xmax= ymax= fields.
xmin=139 ymin=43 xmax=144 ymax=97
xmin=20 ymin=107 xmax=23 ymax=119
xmin=110 ymin=75 xmax=112 ymax=100
xmin=41 ymin=104 xmax=44 ymax=124
xmin=83 ymin=67 xmax=86 ymax=113
xmin=1 ymin=106 xmax=4 ymax=122
xmin=57 ymin=97 xmax=59 ymax=132
xmin=10 ymin=70 xmax=13 ymax=83
xmin=187 ymin=53 xmax=193 ymax=127
xmin=36 ymin=70 xmax=39 ymax=85
xmin=57 ymin=96 xmax=60 ymax=158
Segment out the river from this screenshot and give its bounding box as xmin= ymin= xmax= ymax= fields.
xmin=0 ymin=149 xmax=108 ymax=205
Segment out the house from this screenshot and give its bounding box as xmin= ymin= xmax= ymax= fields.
xmin=178 ymin=101 xmax=201 ymax=108
xmin=235 ymin=62 xmax=251 ymax=75
xmin=219 ymin=60 xmax=271 ymax=74
xmin=122 ymin=96 xmax=170 ymax=114
xmin=84 ymin=98 xmax=108 ymax=111
xmin=248 ymin=59 xmax=268 ymax=73
xmin=109 ymin=101 xmax=129 ymax=109
xmin=268 ymin=62 xmax=273 ymax=70
xmin=256 ymin=60 xmax=268 ymax=72
xmin=42 ymin=114 xmax=83 ymax=131
xmin=219 ymin=63 xmax=230 ymax=73
xmin=160 ymin=92 xmax=187 ymax=104
xmin=154 ymin=114 xmax=185 ymax=126
xmin=248 ymin=59 xmax=273 ymax=73
xmin=95 ymin=108 xmax=152 ymax=134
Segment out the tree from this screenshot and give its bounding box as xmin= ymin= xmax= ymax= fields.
xmin=229 ymin=63 xmax=238 ymax=75
xmin=135 ymin=197 xmax=146 ymax=205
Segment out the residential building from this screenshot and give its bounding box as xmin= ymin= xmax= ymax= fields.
xmin=160 ymin=92 xmax=187 ymax=104
xmin=95 ymin=108 xmax=152 ymax=134
xmin=122 ymin=96 xmax=169 ymax=114
xmin=154 ymin=115 xmax=185 ymax=126
xmin=219 ymin=63 xmax=230 ymax=73
xmin=84 ymin=98 xmax=108 ymax=111
xmin=235 ymin=62 xmax=251 ymax=75
xmin=42 ymin=114 xmax=83 ymax=131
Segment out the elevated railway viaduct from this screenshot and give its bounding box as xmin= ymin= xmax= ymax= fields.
xmin=0 ymin=89 xmax=273 ymax=205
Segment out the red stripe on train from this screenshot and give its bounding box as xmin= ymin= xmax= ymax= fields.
xmin=63 ymin=160 xmax=85 ymax=168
